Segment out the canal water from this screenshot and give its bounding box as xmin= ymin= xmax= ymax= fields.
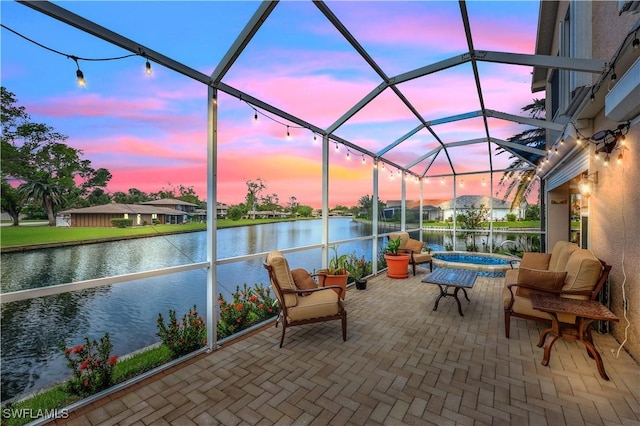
xmin=0 ymin=219 xmax=524 ymax=401
xmin=0 ymin=218 xmax=379 ymax=401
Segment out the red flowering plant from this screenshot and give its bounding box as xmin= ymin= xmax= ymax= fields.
xmin=156 ymin=305 xmax=206 ymax=359
xmin=58 ymin=332 xmax=118 ymax=397
xmin=217 ymin=283 xmax=278 ymax=339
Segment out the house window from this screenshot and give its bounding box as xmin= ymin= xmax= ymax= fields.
xmin=124 ymin=213 xmax=129 ymax=219
xmin=553 ymin=1 xmax=593 ymax=120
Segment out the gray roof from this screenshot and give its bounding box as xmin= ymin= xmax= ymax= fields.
xmin=59 ymin=204 xmax=187 ymax=216
xmin=139 ymin=199 xmax=198 ymax=207
xmin=437 ymin=195 xmax=511 ymax=210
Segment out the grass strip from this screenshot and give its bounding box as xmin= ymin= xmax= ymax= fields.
xmin=1 ymin=345 xmax=173 ymax=426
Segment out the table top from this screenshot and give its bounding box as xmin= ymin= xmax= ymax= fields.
xmin=530 ymin=295 xmax=619 ymax=322
xmin=421 ymin=267 xmax=478 ymax=289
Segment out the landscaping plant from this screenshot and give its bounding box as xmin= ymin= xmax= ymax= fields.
xmin=58 ymin=332 xmax=118 ymax=397
xmin=217 ymin=283 xmax=278 ymax=339
xmin=156 ymin=305 xmax=206 ymax=359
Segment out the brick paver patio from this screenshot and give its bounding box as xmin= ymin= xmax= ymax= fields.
xmin=56 ymin=271 xmax=639 ymax=425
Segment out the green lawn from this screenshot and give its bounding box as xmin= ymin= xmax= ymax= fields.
xmin=0 ymin=218 xmax=322 ymax=249
xmin=0 ymin=223 xmax=206 ymax=249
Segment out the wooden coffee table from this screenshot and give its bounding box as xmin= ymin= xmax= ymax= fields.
xmin=421 ymin=268 xmax=478 ymax=316
xmin=530 ymin=294 xmax=619 ymax=380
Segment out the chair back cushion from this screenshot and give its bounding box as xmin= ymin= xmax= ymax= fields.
xmin=404 ymin=239 xmax=424 ymax=253
xmin=548 ymin=241 xmax=579 ymax=271
xmin=519 ymin=252 xmax=551 ymax=270
xmin=562 ymin=249 xmax=602 ymax=298
xmin=291 ymin=268 xmax=316 ymax=296
xmin=266 ymin=250 xmax=298 ymax=307
xmin=389 ymin=232 xmax=410 ymax=249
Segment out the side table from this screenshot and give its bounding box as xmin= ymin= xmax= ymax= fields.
xmin=530 ymin=294 xmax=619 ymax=380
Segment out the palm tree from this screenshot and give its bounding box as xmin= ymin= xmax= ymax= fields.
xmin=497 ymin=99 xmax=545 ymax=210
xmin=19 ymin=176 xmax=63 ymax=226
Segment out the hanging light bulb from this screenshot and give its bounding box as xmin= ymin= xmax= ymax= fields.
xmin=604 ymin=154 xmax=610 ymax=166
xmin=381 ymin=163 xmax=385 ymax=170
xmin=425 ymin=177 xmax=430 ymax=184
xmin=590 ymin=92 xmax=595 ymax=102
xmin=335 ymin=143 xmax=339 ymax=152
xmin=73 ymin=58 xmax=86 ymax=88
xmin=633 ymin=32 xmax=639 ymax=51
xmin=576 ymin=135 xmax=582 ymax=144
xmin=313 ymin=133 xmax=317 ymax=143
xmin=286 ymin=126 xmax=291 ymax=140
xmin=481 ymin=178 xmax=486 ymax=186
xmin=346 ymin=151 xmax=350 ymax=160
xmin=617 ymin=152 xmax=623 ymax=164
xmin=459 ymin=179 xmax=464 ymax=187
xmin=440 ymin=177 xmax=445 ymax=185
xmin=594 ymin=151 xmax=600 ymax=161
xmin=559 ymin=138 xmax=565 ymax=146
xmin=361 ymin=155 xmax=366 ymax=165
xmin=554 ymin=146 xmax=559 ymax=155
xmin=611 ymin=69 xmax=617 ymax=82
xmin=145 ymin=58 xmax=152 ymax=75
xmin=253 ymin=110 xmax=259 ymax=125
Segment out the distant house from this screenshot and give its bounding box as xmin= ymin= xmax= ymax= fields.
xmin=384 ymin=200 xmax=442 ymax=220
xmin=437 ymin=195 xmax=516 ymax=221
xmin=57 ymin=199 xmax=199 ymax=227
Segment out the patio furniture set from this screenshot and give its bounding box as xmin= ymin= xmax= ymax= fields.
xmin=263 ymin=239 xmax=615 ymax=380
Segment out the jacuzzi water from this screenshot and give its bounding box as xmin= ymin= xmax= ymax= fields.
xmin=433 ymin=253 xmax=511 ymax=265
xmin=432 ymin=252 xmax=518 ymax=277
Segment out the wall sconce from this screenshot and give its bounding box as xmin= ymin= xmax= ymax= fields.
xmin=578 ymin=171 xmax=598 ymax=197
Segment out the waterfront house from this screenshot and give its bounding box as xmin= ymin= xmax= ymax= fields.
xmin=57 ymin=199 xmax=197 ymax=227
xmin=437 ymin=195 xmax=517 ymax=221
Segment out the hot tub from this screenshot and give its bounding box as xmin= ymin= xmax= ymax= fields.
xmin=432 ymin=251 xmax=520 ymax=277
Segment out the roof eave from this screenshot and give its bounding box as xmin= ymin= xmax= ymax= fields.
xmin=531 ymin=1 xmax=559 ymax=92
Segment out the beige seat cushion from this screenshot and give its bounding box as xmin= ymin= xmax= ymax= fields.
xmin=412 ymin=252 xmax=432 ymax=263
xmin=287 ymin=288 xmax=340 ymax=321
xmin=502 ymin=287 xmax=577 ymax=324
xmin=266 ymin=250 xmax=298 ymax=307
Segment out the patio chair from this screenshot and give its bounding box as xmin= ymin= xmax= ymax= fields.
xmin=389 ymin=232 xmax=433 ymax=275
xmin=264 ymin=250 xmax=347 ymax=347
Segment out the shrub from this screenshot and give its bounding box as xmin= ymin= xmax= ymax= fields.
xmin=505 ymin=213 xmax=517 ymax=222
xmin=156 ymin=305 xmax=206 ymax=359
xmin=111 ymin=218 xmax=132 ymax=228
xmin=217 ymin=283 xmax=278 ymax=339
xmin=58 ymin=332 xmax=118 ymax=397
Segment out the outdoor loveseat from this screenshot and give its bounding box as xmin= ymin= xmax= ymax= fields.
xmin=503 ymin=241 xmax=611 ymax=338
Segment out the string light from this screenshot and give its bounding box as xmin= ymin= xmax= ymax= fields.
xmin=145 ymin=58 xmax=152 ymax=75
xmin=361 ymin=155 xmax=366 ymax=165
xmin=481 ymin=178 xmax=486 ymax=186
xmin=286 ymin=126 xmax=291 ymax=140
xmin=346 ymin=151 xmax=350 ymax=160
xmin=335 ymin=143 xmax=339 ymax=152
xmin=440 ymin=177 xmax=445 ymax=185
xmin=72 ymin=57 xmax=86 ymax=88
xmin=459 ymin=179 xmax=464 ymax=187
xmin=253 ymin=109 xmax=259 ymax=125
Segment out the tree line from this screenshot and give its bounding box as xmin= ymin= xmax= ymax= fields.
xmin=1 ymin=87 xmax=208 ymax=226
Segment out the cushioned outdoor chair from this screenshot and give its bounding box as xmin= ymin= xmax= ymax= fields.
xmin=389 ymin=232 xmax=433 ymax=275
xmin=264 ymin=250 xmax=347 ymax=347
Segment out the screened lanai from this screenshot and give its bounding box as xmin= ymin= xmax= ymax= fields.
xmin=1 ymin=0 xmax=620 ymax=407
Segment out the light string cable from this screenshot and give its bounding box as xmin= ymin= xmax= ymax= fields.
xmin=244 ymin=99 xmax=369 ymax=164
xmin=1 ymin=24 xmax=148 ymax=80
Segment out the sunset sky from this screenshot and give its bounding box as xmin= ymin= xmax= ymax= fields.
xmin=1 ymin=1 xmax=541 ymax=209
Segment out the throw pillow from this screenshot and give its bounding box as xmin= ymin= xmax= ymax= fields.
xmin=515 ymin=267 xmax=567 ymax=297
xmin=291 ymin=268 xmax=316 ymax=296
xmin=519 ymin=252 xmax=552 ymax=270
xmin=404 ymin=239 xmax=424 ymax=253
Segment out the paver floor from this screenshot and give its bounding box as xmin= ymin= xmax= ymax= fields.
xmin=56 ymin=270 xmax=640 ymax=425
